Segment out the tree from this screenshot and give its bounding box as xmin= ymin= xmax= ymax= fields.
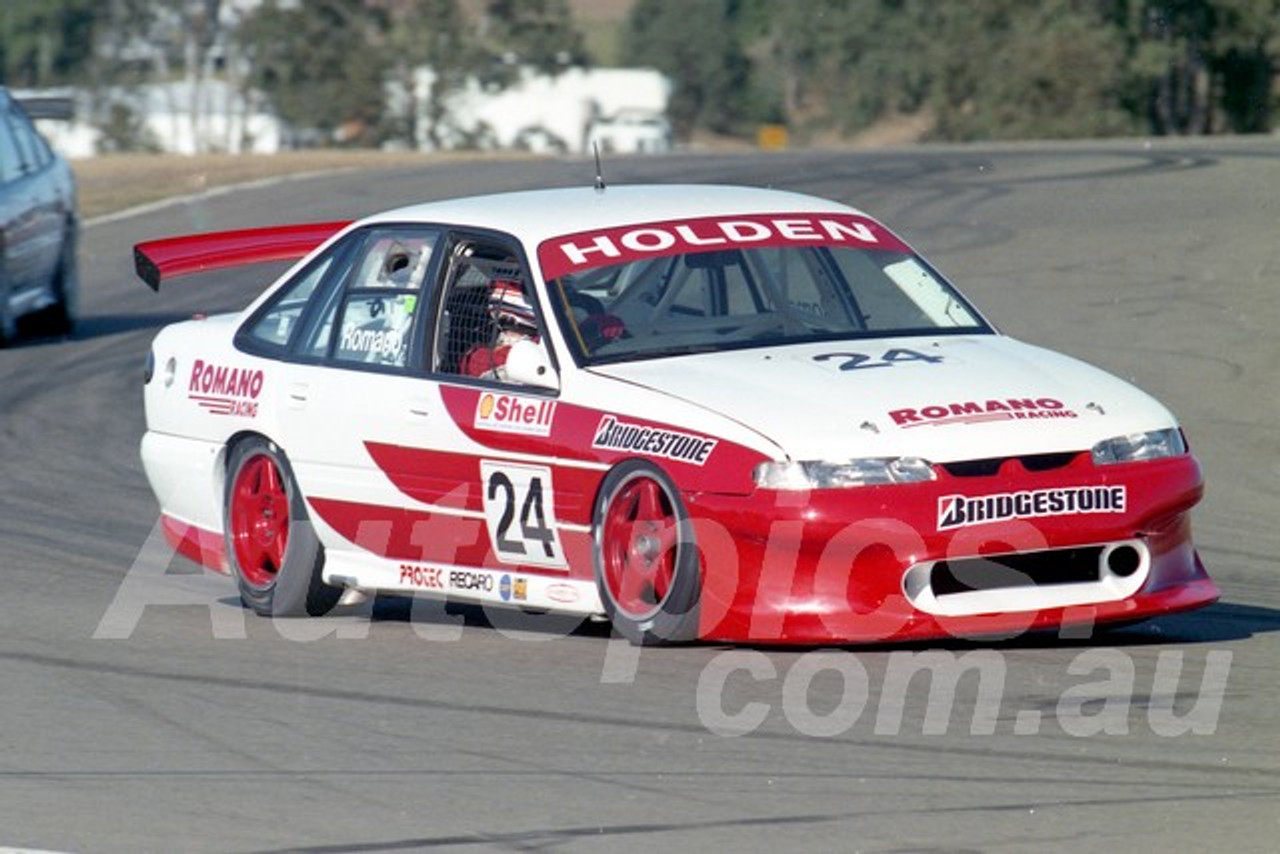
xmin=622 ymin=0 xmax=757 ymax=137
xmin=762 ymin=0 xmax=934 ymax=138
xmin=482 ymin=0 xmax=589 ymax=76
xmin=238 ymin=0 xmax=391 ymax=145
xmin=1109 ymin=0 xmax=1280 ymax=134
xmin=371 ymin=0 xmax=476 ymax=149
xmin=0 ymin=0 xmax=98 ymax=86
xmin=926 ymin=0 xmax=1136 ymax=140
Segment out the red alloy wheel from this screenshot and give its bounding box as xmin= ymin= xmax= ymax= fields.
xmin=601 ymin=475 xmax=681 ymax=621
xmin=229 ymin=453 xmax=290 ymax=589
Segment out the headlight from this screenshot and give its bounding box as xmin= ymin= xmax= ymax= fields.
xmin=1091 ymin=429 xmax=1186 ymax=465
xmin=754 ymin=457 xmax=936 ymax=490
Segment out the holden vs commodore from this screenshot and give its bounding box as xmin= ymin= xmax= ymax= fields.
xmin=135 ymin=184 xmax=1216 ymax=644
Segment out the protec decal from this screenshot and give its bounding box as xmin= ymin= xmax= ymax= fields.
xmin=891 ymin=397 xmax=1077 ymax=428
xmin=188 ymin=359 xmax=264 ymax=417
xmin=538 ymin=212 xmax=908 ymax=279
xmin=937 ymin=485 xmax=1126 ymax=531
xmin=475 ymin=392 xmax=556 ymax=436
xmin=592 ymin=416 xmax=717 ymax=465
xmin=399 ymin=564 xmax=445 ymax=589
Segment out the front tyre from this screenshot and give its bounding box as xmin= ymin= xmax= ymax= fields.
xmin=593 ymin=460 xmax=701 ymax=645
xmin=224 ymin=437 xmax=341 ymax=617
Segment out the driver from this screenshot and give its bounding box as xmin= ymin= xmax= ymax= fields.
xmin=460 ymin=278 xmax=539 ymax=381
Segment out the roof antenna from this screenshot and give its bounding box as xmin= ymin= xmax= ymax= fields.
xmin=593 ymin=142 xmax=606 ymax=192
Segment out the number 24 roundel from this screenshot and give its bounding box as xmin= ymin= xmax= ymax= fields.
xmin=480 ymin=460 xmax=568 ymax=569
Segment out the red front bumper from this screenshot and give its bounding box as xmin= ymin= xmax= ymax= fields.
xmin=687 ymin=453 xmax=1216 ymax=644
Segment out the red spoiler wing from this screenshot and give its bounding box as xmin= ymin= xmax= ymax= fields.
xmin=133 ymin=221 xmax=352 ymax=291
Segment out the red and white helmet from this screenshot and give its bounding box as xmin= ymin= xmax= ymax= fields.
xmin=489 ymin=279 xmax=537 ymax=334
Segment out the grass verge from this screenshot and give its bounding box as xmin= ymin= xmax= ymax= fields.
xmin=72 ymin=150 xmax=479 ymax=220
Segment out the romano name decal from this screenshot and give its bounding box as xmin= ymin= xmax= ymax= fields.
xmin=188 ymin=359 xmax=264 ymax=418
xmin=891 ymin=397 xmax=1077 ymax=428
xmin=592 ymin=416 xmax=717 ymax=465
xmin=937 ymin=485 xmax=1126 ymax=531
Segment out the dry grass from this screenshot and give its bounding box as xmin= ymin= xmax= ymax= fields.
xmin=72 ymin=150 xmax=468 ymax=220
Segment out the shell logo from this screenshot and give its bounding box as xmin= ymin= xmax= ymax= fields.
xmin=473 ymin=392 xmax=556 ymax=436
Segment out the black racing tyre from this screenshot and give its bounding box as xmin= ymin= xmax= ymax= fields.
xmin=224 ymin=436 xmax=341 ymax=617
xmin=0 ymin=287 xmax=14 ymax=347
xmin=593 ymin=460 xmax=701 ymax=645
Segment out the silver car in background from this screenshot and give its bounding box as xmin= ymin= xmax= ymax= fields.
xmin=0 ymin=87 xmax=78 ymax=344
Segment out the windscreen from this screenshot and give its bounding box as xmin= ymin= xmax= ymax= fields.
xmin=538 ymin=212 xmax=990 ymax=364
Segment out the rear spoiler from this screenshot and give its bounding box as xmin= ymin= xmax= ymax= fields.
xmin=133 ymin=221 xmax=351 ymax=291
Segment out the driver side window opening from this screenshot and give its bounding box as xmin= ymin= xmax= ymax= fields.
xmin=433 ymin=240 xmax=547 ymax=384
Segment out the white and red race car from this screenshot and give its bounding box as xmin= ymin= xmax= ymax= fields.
xmin=136 ymin=184 xmax=1217 ymax=644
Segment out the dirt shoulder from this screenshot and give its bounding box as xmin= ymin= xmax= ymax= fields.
xmin=72 ymin=150 xmax=493 ymax=220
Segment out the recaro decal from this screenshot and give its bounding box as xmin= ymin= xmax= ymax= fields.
xmin=891 ymin=397 xmax=1077 ymax=428
xmin=538 ymin=212 xmax=908 ymax=279
xmin=449 ymin=570 xmax=495 ymax=592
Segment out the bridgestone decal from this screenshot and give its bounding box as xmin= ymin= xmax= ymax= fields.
xmin=937 ymin=485 xmax=1126 ymax=530
xmin=591 ymin=416 xmax=717 ymax=465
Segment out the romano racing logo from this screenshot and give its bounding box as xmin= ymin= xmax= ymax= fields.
xmin=475 ymin=392 xmax=555 ymax=436
xmin=891 ymin=397 xmax=1077 ymax=428
xmin=188 ymin=359 xmax=263 ymax=418
xmin=592 ymin=416 xmax=717 ymax=465
xmin=937 ymin=485 xmax=1126 ymax=531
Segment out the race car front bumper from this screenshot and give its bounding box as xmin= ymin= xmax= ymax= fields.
xmin=685 ymin=452 xmax=1216 ymax=644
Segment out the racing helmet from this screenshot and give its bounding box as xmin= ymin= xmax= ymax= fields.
xmin=488 ymin=278 xmax=538 ymax=335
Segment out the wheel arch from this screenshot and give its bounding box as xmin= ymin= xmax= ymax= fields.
xmin=590 ymin=456 xmax=703 ymax=644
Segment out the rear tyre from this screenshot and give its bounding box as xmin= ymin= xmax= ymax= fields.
xmin=0 ymin=287 xmax=14 ymax=347
xmin=593 ymin=460 xmax=701 ymax=645
xmin=44 ymin=221 xmax=79 ymax=336
xmin=224 ymin=437 xmax=341 ymax=617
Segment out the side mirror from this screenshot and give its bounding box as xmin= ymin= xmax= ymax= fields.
xmin=503 ymin=339 xmax=559 ymax=391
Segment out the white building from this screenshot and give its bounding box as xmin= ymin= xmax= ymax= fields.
xmin=31 ymin=80 xmax=286 ymax=159
xmin=133 ymin=79 xmax=285 ymax=155
xmin=403 ymin=66 xmax=673 ymax=155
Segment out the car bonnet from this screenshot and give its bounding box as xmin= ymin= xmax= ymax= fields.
xmin=584 ymin=335 xmax=1179 ymax=464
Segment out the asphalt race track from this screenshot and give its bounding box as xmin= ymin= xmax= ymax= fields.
xmin=2 ymin=141 xmax=1278 ymax=853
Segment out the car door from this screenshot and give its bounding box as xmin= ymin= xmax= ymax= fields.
xmin=5 ymin=105 xmax=63 ymax=290
xmin=421 ymin=233 xmax=579 ymax=577
xmin=260 ymin=225 xmax=448 ymax=566
xmin=0 ymin=101 xmax=36 ymax=302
